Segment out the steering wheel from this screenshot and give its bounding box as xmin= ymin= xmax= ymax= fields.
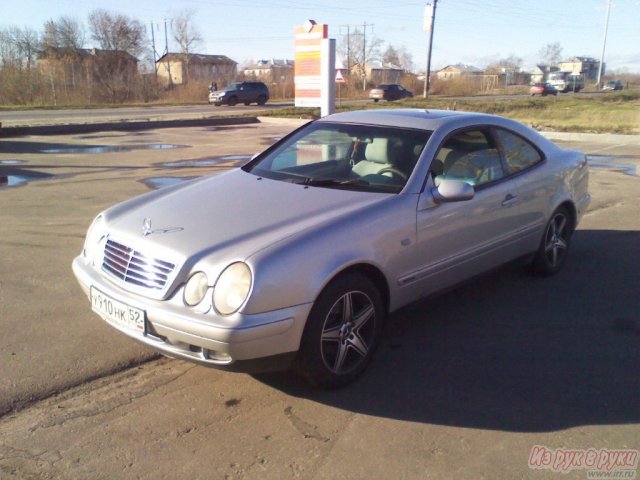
xmin=376 ymin=167 xmax=407 ymax=180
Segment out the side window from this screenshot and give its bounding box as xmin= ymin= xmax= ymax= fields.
xmin=435 ymin=129 xmax=505 ymax=187
xmin=495 ymin=128 xmax=543 ymax=173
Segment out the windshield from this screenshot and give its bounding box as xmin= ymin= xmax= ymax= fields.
xmin=224 ymin=83 xmax=241 ymax=91
xmin=243 ymin=122 xmax=431 ymax=193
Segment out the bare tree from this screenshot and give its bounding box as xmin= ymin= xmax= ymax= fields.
xmin=170 ymin=10 xmax=202 ymax=84
xmin=88 ymin=9 xmax=145 ymax=56
xmin=486 ymin=54 xmax=522 ymax=73
xmin=538 ymin=42 xmax=563 ymax=67
xmin=87 ymin=10 xmax=145 ymax=102
xmin=5 ymin=26 xmax=40 ymax=69
xmin=41 ymin=17 xmax=84 ymax=51
xmin=58 ymin=17 xmax=85 ymax=50
xmin=0 ymin=28 xmax=21 ymax=68
xmin=171 ymin=10 xmax=202 ymax=55
xmin=338 ymin=28 xmax=383 ymax=78
xmin=0 ymin=26 xmax=43 ymax=103
xmin=382 ymin=44 xmax=414 ymax=72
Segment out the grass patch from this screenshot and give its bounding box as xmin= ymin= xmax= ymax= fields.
xmin=261 ymin=92 xmax=640 ymax=134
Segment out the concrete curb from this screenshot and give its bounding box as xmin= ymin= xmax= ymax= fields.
xmin=256 ymin=116 xmax=312 ymax=127
xmin=0 ymin=116 xmax=260 ymax=137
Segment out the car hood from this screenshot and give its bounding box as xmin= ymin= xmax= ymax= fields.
xmin=102 ymin=168 xmax=387 ymax=272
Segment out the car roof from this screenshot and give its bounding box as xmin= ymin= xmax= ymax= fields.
xmin=317 ymin=108 xmax=498 ymax=131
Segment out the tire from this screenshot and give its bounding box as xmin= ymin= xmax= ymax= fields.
xmin=244 ymin=101 xmax=250 ymax=106
xmin=227 ymin=96 xmax=237 ymax=106
xmin=373 ymin=99 xmax=379 ymax=103
xmin=531 ymin=207 xmax=574 ymax=276
xmin=257 ymin=95 xmax=267 ymax=105
xmin=297 ymin=273 xmax=384 ymax=388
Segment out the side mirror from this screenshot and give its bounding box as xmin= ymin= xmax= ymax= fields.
xmin=432 ymin=179 xmax=474 ymax=203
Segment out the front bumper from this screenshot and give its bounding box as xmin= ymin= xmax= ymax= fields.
xmin=209 ymin=94 xmax=225 ymax=105
xmin=72 ymin=255 xmax=312 ymax=371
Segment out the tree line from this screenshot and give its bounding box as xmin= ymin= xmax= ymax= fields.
xmin=0 ymin=10 xmax=201 ymax=105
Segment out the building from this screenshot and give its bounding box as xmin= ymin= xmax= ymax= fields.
xmin=436 ymin=64 xmax=482 ymax=80
xmin=526 ymin=64 xmax=560 ymax=84
xmin=243 ymin=59 xmax=294 ymax=83
xmin=38 ymin=47 xmax=138 ymax=85
xmin=156 ymin=53 xmax=237 ymax=86
xmin=366 ymin=61 xmax=404 ymax=85
xmin=557 ymin=56 xmax=603 ymax=81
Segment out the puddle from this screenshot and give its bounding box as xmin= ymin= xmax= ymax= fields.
xmin=200 ymin=126 xmax=257 ymax=132
xmin=139 ymin=176 xmax=199 ymax=190
xmin=160 ymin=155 xmax=252 ymax=168
xmin=0 ymin=168 xmax=54 ymax=188
xmin=40 ymin=144 xmax=189 ymax=154
xmin=587 ymin=155 xmax=637 ymax=177
xmin=74 ymin=132 xmax=153 ymax=140
xmin=0 ymin=160 xmax=24 ymax=165
xmin=260 ymin=135 xmax=284 ymax=145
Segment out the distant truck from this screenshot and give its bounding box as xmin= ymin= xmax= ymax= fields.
xmin=547 ymin=72 xmax=585 ymax=93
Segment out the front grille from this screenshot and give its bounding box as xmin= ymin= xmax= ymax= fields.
xmin=102 ymin=239 xmax=175 ymax=290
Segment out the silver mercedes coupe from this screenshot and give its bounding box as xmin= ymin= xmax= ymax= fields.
xmin=72 ymin=109 xmax=591 ymax=387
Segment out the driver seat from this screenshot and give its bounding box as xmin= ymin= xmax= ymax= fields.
xmin=352 ymin=138 xmax=391 ymax=177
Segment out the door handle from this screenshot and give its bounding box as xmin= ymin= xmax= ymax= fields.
xmin=501 ymin=193 xmax=518 ymax=207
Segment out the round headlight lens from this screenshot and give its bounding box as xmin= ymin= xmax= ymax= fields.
xmin=184 ymin=272 xmax=209 ymax=306
xmin=213 ymin=262 xmax=252 ymax=315
xmin=83 ymin=214 xmax=107 ymax=264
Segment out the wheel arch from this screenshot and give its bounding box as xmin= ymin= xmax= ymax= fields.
xmin=555 ymin=200 xmax=577 ymax=231
xmin=321 ymin=263 xmax=391 ymax=315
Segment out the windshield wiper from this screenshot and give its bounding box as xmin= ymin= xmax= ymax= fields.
xmin=292 ymin=177 xmax=370 ymax=187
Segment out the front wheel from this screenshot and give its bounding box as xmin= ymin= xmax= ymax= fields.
xmin=297 ymin=273 xmax=384 ymax=388
xmin=227 ymin=96 xmax=237 ymax=106
xmin=531 ymin=207 xmax=574 ymax=276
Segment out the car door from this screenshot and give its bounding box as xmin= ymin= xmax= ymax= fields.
xmin=238 ymin=84 xmax=249 ymax=102
xmin=492 ymin=127 xmax=550 ymax=257
xmin=406 ymin=128 xmax=523 ymax=299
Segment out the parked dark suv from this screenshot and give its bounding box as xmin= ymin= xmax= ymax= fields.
xmin=209 ymin=81 xmax=270 ymax=106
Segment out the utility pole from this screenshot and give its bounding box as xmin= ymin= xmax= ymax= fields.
xmin=423 ymin=0 xmax=437 ymax=98
xmin=362 ymin=22 xmax=373 ymax=90
xmin=150 ymin=22 xmax=158 ymax=79
xmin=340 ymin=23 xmax=373 ymax=90
xmin=596 ymin=0 xmax=612 ymax=89
xmin=150 ymin=20 xmax=170 ymax=78
xmin=339 ymin=25 xmax=351 ymax=73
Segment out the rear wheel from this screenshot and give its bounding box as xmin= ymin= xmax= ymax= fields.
xmin=531 ymin=207 xmax=574 ymax=276
xmin=257 ymin=95 xmax=267 ymax=105
xmin=227 ymin=96 xmax=237 ymax=106
xmin=297 ymin=273 xmax=384 ymax=388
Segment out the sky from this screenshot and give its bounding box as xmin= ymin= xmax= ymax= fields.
xmin=3 ymin=0 xmax=640 ymax=73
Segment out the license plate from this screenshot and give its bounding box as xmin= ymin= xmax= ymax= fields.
xmin=90 ymin=286 xmax=145 ymax=333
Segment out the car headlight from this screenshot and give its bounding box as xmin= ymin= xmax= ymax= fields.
xmin=83 ymin=214 xmax=107 ymax=265
xmin=213 ymin=262 xmax=252 ymax=315
xmin=184 ymin=272 xmax=210 ymax=306
xmin=218 ymin=91 xmax=226 ymax=97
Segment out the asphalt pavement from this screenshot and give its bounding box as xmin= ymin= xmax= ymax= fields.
xmin=0 ymin=117 xmax=638 ymax=479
